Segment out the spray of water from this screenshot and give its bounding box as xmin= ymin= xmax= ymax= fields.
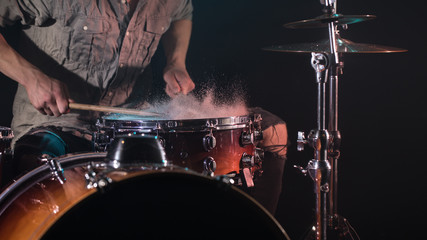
xmin=147 ymin=84 xmax=249 ymax=120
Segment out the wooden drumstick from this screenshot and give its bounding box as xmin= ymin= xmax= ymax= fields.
xmin=69 ymin=103 xmax=162 ymax=117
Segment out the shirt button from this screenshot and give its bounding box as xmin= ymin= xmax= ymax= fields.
xmin=119 ymin=63 xmax=124 ymax=68
xmin=121 ymin=0 xmax=126 ymax=4
xmin=161 ymin=27 xmax=165 ymax=31
xmin=108 ymin=91 xmax=113 ymax=97
xmin=83 ymin=25 xmax=88 ymax=31
xmin=126 ymin=31 xmax=130 ymax=36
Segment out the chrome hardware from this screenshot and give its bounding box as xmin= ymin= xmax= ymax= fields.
xmin=253 ymin=148 xmax=264 ymax=178
xmin=215 ymin=175 xmax=235 ymax=185
xmin=297 ymin=131 xmax=307 ymax=151
xmin=254 ymin=148 xmax=264 ymax=164
xmin=205 ymin=119 xmax=219 ymax=129
xmin=240 ymin=153 xmax=254 ymax=168
xmin=84 ymin=163 xmax=97 ymax=189
xmin=311 ymin=52 xmax=329 ymax=83
xmin=92 ymin=131 xmax=111 ymax=152
xmin=240 ymin=131 xmax=254 ymax=146
xmin=41 ymin=154 xmax=66 ymax=185
xmin=179 ymin=151 xmax=189 ymax=159
xmin=253 ymin=129 xmax=263 ymax=142
xmin=202 ymin=134 xmax=216 ymax=151
xmin=294 ymin=165 xmax=308 ymax=176
xmin=84 ymin=162 xmax=112 ymax=190
xmin=166 ymin=121 xmax=177 ymax=128
xmin=203 ymin=157 xmax=216 ymax=176
xmin=307 ymin=159 xmax=331 ymax=188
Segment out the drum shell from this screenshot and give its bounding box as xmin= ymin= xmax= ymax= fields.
xmin=0 ymin=153 xmax=103 ymax=239
xmin=96 ymin=115 xmax=261 ymax=176
xmin=159 ymin=128 xmax=254 ymax=175
xmin=0 ymin=152 xmax=287 ymax=239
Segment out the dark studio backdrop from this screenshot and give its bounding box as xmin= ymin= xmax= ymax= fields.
xmin=0 ymin=0 xmax=426 ymax=239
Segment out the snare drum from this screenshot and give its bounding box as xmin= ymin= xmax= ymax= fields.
xmin=0 ymin=152 xmax=288 ymax=239
xmin=0 ymin=127 xmax=13 ymax=187
xmin=95 ymin=114 xmax=263 ymax=179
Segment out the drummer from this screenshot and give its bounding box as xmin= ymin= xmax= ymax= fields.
xmin=0 ymin=0 xmax=287 ymax=214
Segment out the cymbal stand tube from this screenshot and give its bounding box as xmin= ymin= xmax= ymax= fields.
xmin=308 ymin=1 xmax=338 ymax=240
xmin=306 ymin=52 xmax=332 ymax=240
xmin=328 ymin=71 xmax=341 ymax=219
xmin=326 ymin=30 xmax=360 ymax=240
xmin=325 ymin=0 xmax=341 ymax=223
xmin=324 ymin=1 xmax=359 ymax=239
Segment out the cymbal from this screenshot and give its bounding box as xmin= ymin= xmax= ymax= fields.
xmin=262 ymin=37 xmax=407 ymax=54
xmin=284 ymin=14 xmax=376 ymax=29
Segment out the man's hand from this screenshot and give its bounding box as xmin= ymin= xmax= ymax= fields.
xmin=23 ymin=72 xmax=71 ymax=117
xmin=163 ymin=64 xmax=195 ymax=97
xmin=0 ymin=33 xmax=70 ymax=117
xmin=161 ymin=19 xmax=193 ymax=98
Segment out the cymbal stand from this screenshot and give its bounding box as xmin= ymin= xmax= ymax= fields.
xmin=296 ymin=1 xmax=359 ymax=239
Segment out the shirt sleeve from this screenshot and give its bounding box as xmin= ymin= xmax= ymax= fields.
xmin=0 ymin=0 xmax=55 ymax=28
xmin=172 ymin=0 xmax=193 ymax=22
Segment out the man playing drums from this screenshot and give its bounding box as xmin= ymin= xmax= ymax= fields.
xmin=0 ymin=0 xmax=287 ymax=214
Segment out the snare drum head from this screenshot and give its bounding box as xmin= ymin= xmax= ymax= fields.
xmin=43 ymin=171 xmax=286 ymax=239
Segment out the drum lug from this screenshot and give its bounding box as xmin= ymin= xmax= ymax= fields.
xmin=240 ymin=131 xmax=254 ymax=146
xmin=203 ymin=157 xmax=217 ymax=176
xmin=84 ymin=162 xmax=112 ymax=191
xmin=253 ymin=129 xmax=263 ymax=142
xmin=41 ymin=154 xmax=66 ymax=184
xmin=93 ymin=131 xmax=111 ymax=152
xmin=240 ymin=153 xmax=254 ymax=168
xmin=202 ymin=134 xmax=216 ymax=151
xmin=166 ymin=121 xmax=177 ymax=128
xmin=253 ymin=148 xmax=264 ymax=178
xmin=252 ymin=114 xmax=263 ymax=142
xmin=254 ymin=148 xmax=264 ymax=163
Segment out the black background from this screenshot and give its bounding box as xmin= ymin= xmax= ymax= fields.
xmin=1 ymin=1 xmax=426 ymax=239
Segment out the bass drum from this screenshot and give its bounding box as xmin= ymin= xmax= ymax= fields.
xmin=0 ymin=152 xmax=289 ymax=240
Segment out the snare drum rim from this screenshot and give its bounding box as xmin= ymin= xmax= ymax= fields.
xmin=99 ymin=114 xmax=255 ymax=132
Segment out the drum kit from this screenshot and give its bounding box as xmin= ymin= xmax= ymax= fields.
xmin=0 ymin=0 xmax=406 ymax=239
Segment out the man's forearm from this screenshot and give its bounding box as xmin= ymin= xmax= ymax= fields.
xmin=0 ymin=33 xmax=41 ymax=87
xmin=162 ymin=19 xmax=192 ymax=67
xmin=0 ymin=32 xmax=70 ymax=116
